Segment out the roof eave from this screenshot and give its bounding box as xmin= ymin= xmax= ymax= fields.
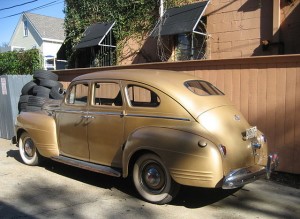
xmin=42 ymin=38 xmax=64 ymax=43
xmin=23 ymin=13 xmax=43 ymax=41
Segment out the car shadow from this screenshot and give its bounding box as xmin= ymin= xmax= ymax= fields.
xmin=171 ymin=186 xmax=240 ymax=208
xmin=6 ymin=149 xmax=238 ymax=208
xmin=6 ymin=149 xmax=23 ymax=163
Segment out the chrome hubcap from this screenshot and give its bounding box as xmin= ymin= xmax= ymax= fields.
xmin=24 ymin=139 xmax=34 ymax=157
xmin=141 ymin=162 xmax=165 ymax=193
xmin=145 ymin=167 xmax=161 ymax=187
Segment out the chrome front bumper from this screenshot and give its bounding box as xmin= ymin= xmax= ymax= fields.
xmin=222 ymin=153 xmax=279 ymax=189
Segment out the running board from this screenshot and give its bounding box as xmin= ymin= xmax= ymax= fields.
xmin=51 ymin=156 xmax=121 ymax=177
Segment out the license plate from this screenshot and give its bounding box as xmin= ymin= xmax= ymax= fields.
xmin=245 ymin=126 xmax=257 ymax=140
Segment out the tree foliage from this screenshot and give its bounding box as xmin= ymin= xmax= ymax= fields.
xmin=64 ymin=0 xmax=194 ymax=66
xmin=0 ymin=49 xmax=42 ymax=75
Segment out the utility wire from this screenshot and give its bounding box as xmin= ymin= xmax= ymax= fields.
xmin=0 ymin=0 xmax=38 ymax=11
xmin=0 ymin=0 xmax=63 ymax=19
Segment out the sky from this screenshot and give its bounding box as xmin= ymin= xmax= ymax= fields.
xmin=0 ymin=0 xmax=65 ymax=45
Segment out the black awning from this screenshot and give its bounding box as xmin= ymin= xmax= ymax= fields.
xmin=75 ymin=22 xmax=115 ymax=49
xmin=151 ymin=1 xmax=209 ymax=37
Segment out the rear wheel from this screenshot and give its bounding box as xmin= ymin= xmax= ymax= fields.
xmin=133 ymin=153 xmax=180 ymax=204
xmin=19 ymin=132 xmax=40 ymax=166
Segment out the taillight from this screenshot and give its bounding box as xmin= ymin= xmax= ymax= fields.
xmin=218 ymin=144 xmax=227 ymax=156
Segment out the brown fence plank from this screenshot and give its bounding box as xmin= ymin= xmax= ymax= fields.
xmin=232 ymin=67 xmax=241 ymax=110
xmin=275 ymin=65 xmax=289 ymax=171
xmin=240 ymin=66 xmax=249 ymax=120
xmin=294 ymin=65 xmax=300 ymax=173
xmin=266 ymin=64 xmax=277 ymax=154
xmin=285 ymin=64 xmax=296 ymax=172
xmin=248 ymin=67 xmax=258 ymax=125
xmin=257 ymin=64 xmax=267 ymax=133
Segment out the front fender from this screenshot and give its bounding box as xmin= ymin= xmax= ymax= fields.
xmin=122 ymin=127 xmax=224 ymax=188
xmin=16 ymin=111 xmax=59 ymax=157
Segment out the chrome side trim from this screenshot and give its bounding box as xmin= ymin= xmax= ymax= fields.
xmin=89 ymin=111 xmax=122 ymax=116
xmin=126 ymin=113 xmax=190 ymax=121
xmin=56 ymin=110 xmax=190 ymax=121
xmin=57 ymin=109 xmax=85 ymax=114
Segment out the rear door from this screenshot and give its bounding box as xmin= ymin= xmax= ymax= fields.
xmin=87 ymin=81 xmax=125 ymax=168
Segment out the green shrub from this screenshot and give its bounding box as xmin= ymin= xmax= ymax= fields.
xmin=0 ymin=49 xmax=42 ymax=75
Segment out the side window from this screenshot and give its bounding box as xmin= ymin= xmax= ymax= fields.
xmin=127 ymin=85 xmax=160 ymax=107
xmin=92 ymin=82 xmax=122 ymax=106
xmin=66 ymin=83 xmax=89 ymax=105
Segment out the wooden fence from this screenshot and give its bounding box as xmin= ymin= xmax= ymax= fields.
xmin=55 ymin=54 xmax=300 ymax=174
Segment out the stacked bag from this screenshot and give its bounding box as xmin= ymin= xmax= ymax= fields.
xmin=18 ymin=70 xmax=64 ymax=113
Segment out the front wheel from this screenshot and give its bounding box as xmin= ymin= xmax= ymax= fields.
xmin=19 ymin=132 xmax=40 ymax=166
xmin=133 ymin=154 xmax=180 ymax=204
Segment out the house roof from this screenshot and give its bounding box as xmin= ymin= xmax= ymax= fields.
xmin=24 ymin=13 xmax=65 ymax=41
xmin=151 ymin=1 xmax=209 ymax=37
xmin=75 ymin=22 xmax=115 ymax=49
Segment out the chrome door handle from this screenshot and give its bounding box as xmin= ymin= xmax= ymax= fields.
xmin=81 ymin=115 xmax=95 ymax=119
xmin=120 ymin=110 xmax=127 ymax=118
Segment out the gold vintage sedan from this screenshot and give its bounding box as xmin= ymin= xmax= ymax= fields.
xmin=15 ymin=69 xmax=278 ymax=204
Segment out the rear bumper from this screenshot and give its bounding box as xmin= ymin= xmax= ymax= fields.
xmin=222 ymin=153 xmax=279 ymax=189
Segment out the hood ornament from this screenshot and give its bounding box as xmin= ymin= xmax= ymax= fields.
xmin=234 ymin=114 xmax=240 ymax=121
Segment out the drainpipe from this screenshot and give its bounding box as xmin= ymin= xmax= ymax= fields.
xmin=272 ymin=0 xmax=284 ymax=54
xmin=273 ymin=0 xmax=280 ymax=42
xmin=160 ymin=0 xmax=164 ymax=17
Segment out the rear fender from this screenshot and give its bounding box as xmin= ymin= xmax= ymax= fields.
xmin=16 ymin=112 xmax=59 ymax=157
xmin=122 ymin=127 xmax=224 ymax=188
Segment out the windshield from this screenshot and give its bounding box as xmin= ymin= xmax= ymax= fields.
xmin=185 ymin=80 xmax=224 ymax=96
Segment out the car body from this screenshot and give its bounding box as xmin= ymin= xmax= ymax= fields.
xmin=15 ymin=69 xmax=278 ymax=204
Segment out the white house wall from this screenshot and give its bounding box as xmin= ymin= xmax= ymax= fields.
xmin=41 ymin=41 xmax=62 ymax=58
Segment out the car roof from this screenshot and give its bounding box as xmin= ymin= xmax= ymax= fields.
xmin=73 ymin=69 xmax=197 ymax=87
xmin=73 ymin=69 xmax=232 ymax=118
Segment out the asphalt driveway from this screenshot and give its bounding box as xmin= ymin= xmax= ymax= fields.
xmin=0 ymin=138 xmax=299 ymax=219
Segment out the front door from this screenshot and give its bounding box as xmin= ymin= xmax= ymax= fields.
xmin=57 ymin=82 xmax=90 ymax=161
xmin=87 ymin=81 xmax=125 ymax=168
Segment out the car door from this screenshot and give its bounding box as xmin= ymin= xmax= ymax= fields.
xmin=87 ymin=81 xmax=125 ymax=168
xmin=57 ymin=81 xmax=90 ymax=161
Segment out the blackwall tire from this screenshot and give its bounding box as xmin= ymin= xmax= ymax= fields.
xmin=33 ymin=70 xmax=58 ymax=81
xmin=25 ymin=106 xmax=42 ymax=112
xmin=133 ymin=153 xmax=180 ymax=204
xmin=19 ymin=95 xmax=31 ymax=103
xmin=27 ymin=96 xmax=47 ymax=107
xmin=50 ymin=86 xmax=64 ymax=100
xmin=32 ymin=85 xmax=51 ymax=97
xmin=39 ymin=79 xmax=63 ymax=89
xmin=18 ymin=102 xmax=28 ymax=113
xmin=19 ymin=132 xmax=40 ymax=166
xmin=21 ymin=81 xmax=37 ymax=95
xmin=33 ymin=85 xmax=50 ymax=94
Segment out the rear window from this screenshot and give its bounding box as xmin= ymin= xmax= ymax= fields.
xmin=185 ymin=80 xmax=224 ymax=96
